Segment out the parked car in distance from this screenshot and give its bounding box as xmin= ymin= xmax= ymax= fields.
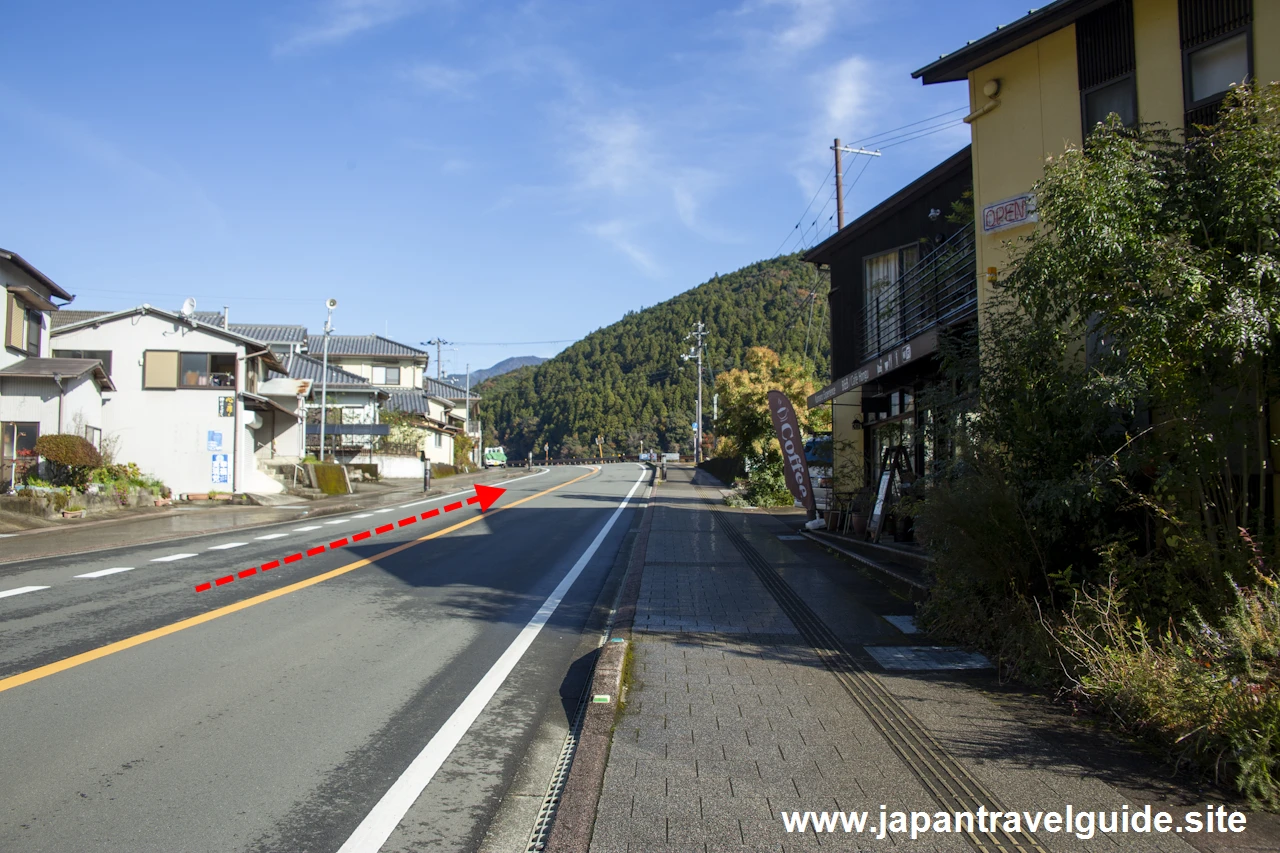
xmin=805 ymin=435 xmax=833 ymax=515
xmin=483 ymin=446 xmax=507 ymax=468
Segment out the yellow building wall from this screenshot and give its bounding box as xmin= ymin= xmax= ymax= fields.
xmin=967 ymin=26 xmax=1082 ymax=309
xmin=1257 ymin=1 xmax=1280 ymax=87
xmin=1132 ymin=0 xmax=1184 ymax=131
xmin=831 ymin=389 xmax=865 ymax=496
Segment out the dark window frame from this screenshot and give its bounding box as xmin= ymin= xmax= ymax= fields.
xmin=1081 ymin=71 xmax=1139 ymax=133
xmin=1076 ymin=0 xmax=1138 ymax=136
xmin=52 ymin=349 xmax=113 ymax=379
xmin=25 ymin=308 xmax=41 ymax=356
xmin=1182 ymin=25 xmax=1253 ymax=113
xmin=177 ymin=351 xmax=238 ymax=390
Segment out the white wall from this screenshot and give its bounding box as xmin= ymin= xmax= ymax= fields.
xmin=54 ymin=313 xmax=269 ymax=495
xmin=0 ymin=374 xmax=102 ymax=438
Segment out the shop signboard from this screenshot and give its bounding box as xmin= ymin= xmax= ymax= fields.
xmin=766 ymin=390 xmax=815 ymax=513
xmin=807 ymin=328 xmax=940 ymax=407
xmin=981 ymin=193 xmax=1037 ymax=234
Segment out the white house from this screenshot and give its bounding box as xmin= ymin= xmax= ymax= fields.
xmin=280 ymin=352 xmax=390 ymax=460
xmin=384 ymin=390 xmax=463 ymax=467
xmin=315 ymin=334 xmax=429 ymax=390
xmin=51 ymin=305 xmax=296 ymax=495
xmin=0 ymin=250 xmax=111 ymax=489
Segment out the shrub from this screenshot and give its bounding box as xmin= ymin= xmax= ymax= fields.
xmin=34 ymin=434 xmax=102 ymax=489
xmin=35 ymin=434 xmax=102 ymax=468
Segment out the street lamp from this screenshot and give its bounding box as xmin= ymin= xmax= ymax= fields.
xmin=319 ymin=298 xmax=337 ymax=461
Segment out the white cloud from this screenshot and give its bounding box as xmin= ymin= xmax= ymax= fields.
xmin=276 ymin=0 xmax=422 ymax=54
xmin=588 ymin=220 xmax=661 ymax=276
xmin=731 ymin=0 xmax=852 ymax=54
xmin=403 ymin=62 xmax=476 ymax=96
xmin=824 ymin=55 xmax=873 ymax=126
xmin=571 ymin=111 xmax=651 ymax=195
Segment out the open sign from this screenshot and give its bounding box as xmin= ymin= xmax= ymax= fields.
xmin=982 ymin=193 xmax=1037 ymax=233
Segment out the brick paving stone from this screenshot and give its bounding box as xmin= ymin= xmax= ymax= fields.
xmin=587 ymin=468 xmax=1207 ymax=853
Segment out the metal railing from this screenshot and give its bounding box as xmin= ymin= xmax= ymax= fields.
xmin=859 ymin=224 xmax=977 ymax=363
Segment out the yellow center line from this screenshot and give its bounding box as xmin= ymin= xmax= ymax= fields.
xmin=0 ymin=467 xmax=601 ymax=695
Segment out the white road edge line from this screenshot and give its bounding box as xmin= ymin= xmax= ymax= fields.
xmin=335 ymin=466 xmax=645 ymax=853
xmin=254 ymin=533 xmax=289 ymax=540
xmin=75 ymin=567 xmax=135 ymax=579
xmin=151 ymin=553 xmax=197 ymax=563
xmin=206 ymin=542 xmax=248 ymax=550
xmin=0 ymin=585 xmax=51 ymax=599
xmin=293 ymin=526 xmax=322 ymax=531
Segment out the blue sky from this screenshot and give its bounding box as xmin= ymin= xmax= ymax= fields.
xmin=3 ymin=0 xmax=1035 ymax=376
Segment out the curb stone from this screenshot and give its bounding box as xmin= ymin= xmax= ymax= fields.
xmin=541 ymin=471 xmax=656 ymax=853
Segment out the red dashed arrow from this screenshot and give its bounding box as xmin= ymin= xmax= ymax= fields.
xmin=193 ymin=482 xmax=506 ymax=592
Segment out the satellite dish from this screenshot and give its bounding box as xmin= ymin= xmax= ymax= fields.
xmin=180 ymin=297 xmax=197 ymax=318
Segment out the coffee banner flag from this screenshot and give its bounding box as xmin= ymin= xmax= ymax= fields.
xmin=766 ymin=390 xmax=815 ymax=512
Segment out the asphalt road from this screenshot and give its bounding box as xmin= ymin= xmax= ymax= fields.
xmin=0 ymin=463 xmax=648 ymax=853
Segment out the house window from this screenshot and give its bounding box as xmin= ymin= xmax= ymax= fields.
xmin=25 ymin=309 xmax=41 ymax=356
xmin=862 ymin=244 xmax=918 ymax=358
xmin=143 ymin=350 xmax=179 ymax=389
xmin=1187 ymin=32 xmax=1249 ymax=103
xmin=142 ymin=351 xmax=236 ymax=389
xmin=1077 ymin=0 xmax=1137 ymax=132
xmin=4 ymin=294 xmax=21 ymax=350
xmin=371 ymin=366 xmax=401 ymax=385
xmin=434 ymin=432 xmax=443 ymax=448
xmin=52 ymin=349 xmax=113 ymax=379
xmin=1 ymin=421 xmax=39 ymax=488
xmin=1179 ymin=0 xmax=1252 ymax=125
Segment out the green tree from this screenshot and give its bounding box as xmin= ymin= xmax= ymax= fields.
xmin=716 ymin=346 xmax=829 ymax=505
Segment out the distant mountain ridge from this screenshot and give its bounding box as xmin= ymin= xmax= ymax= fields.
xmin=478 ymin=254 xmax=829 ymax=458
xmin=447 ymin=356 xmax=547 ymax=388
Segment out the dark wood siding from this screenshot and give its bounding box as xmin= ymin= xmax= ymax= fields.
xmin=823 ymin=154 xmax=972 ymax=378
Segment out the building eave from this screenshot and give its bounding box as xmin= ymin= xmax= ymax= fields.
xmin=0 ymin=249 xmax=74 ymax=302
xmin=803 ymin=146 xmax=972 ymax=265
xmin=912 ymin=0 xmax=1108 ymax=84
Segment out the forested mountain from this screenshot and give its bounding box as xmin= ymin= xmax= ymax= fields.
xmin=478 ymin=254 xmax=829 ymax=458
xmin=446 ymin=355 xmax=547 ymax=387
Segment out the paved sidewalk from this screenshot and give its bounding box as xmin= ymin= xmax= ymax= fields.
xmin=586 ymin=467 xmax=1273 ymax=852
xmin=0 ymin=467 xmax=526 ymax=564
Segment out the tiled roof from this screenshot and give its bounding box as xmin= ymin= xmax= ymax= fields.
xmin=50 ymin=310 xmax=109 ymax=329
xmin=228 ymin=324 xmax=308 ymax=345
xmin=385 ymin=390 xmax=446 ymax=415
xmin=282 ymin=353 xmax=374 ymax=387
xmin=424 ymin=376 xmax=478 ymax=400
xmin=384 ymin=391 xmax=456 ymax=430
xmin=192 ymin=311 xmax=226 ymax=325
xmin=0 ymin=357 xmax=116 ymax=391
xmin=313 ymin=334 xmax=427 ymax=357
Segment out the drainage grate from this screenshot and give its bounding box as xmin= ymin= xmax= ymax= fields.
xmin=525 ymin=667 xmax=593 ymax=852
xmin=699 ymin=488 xmax=1048 ymax=853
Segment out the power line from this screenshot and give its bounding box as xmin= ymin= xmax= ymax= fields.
xmin=773 ymin=163 xmax=835 ymax=257
xmin=880 ymin=120 xmax=967 ymax=149
xmin=839 ymin=154 xmax=876 ymax=219
xmin=452 ymin=339 xmax=577 ymax=345
xmin=845 ymin=106 xmax=967 ymax=147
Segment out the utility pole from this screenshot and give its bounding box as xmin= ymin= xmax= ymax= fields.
xmin=684 ymin=322 xmax=707 ymax=465
xmin=319 ymin=298 xmax=337 ymax=461
xmin=831 ymin=139 xmax=881 ymax=230
xmin=424 ymin=338 xmax=452 ymax=379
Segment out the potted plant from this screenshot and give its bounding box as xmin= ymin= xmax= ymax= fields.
xmin=62 ymin=505 xmax=86 ymax=519
xmin=849 ymin=487 xmax=874 ymax=538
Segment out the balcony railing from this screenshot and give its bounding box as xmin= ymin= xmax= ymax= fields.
xmin=859 ymin=224 xmax=977 ymax=363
